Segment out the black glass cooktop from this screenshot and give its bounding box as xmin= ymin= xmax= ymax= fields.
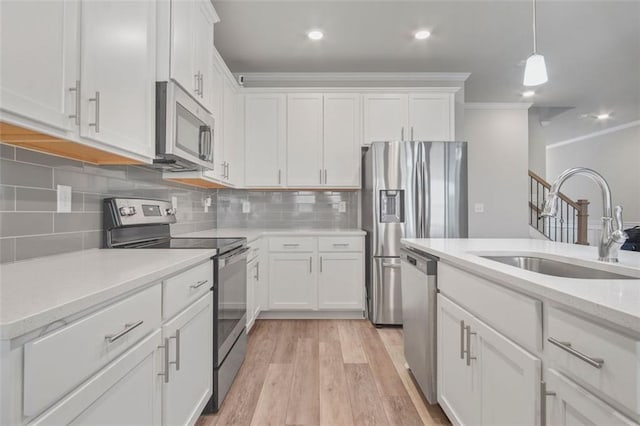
xmin=124 ymin=237 xmax=245 ymax=252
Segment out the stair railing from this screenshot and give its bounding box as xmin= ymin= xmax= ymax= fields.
xmin=529 ymin=170 xmax=590 ymax=245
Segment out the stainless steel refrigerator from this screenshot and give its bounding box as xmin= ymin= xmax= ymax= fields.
xmin=362 ymin=141 xmax=468 ymax=325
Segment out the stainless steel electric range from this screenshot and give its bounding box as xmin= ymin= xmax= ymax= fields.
xmin=103 ymin=197 xmax=247 ymax=413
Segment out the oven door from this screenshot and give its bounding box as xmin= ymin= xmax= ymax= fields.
xmin=156 ymin=81 xmax=215 ymax=169
xmin=215 ymin=246 xmax=248 ymax=366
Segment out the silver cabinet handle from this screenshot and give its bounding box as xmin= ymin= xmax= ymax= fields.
xmin=547 ymin=337 xmax=604 ymax=369
xmin=105 ymin=320 xmax=143 ymax=343
xmin=460 ymin=320 xmax=465 ymax=359
xmin=199 ymin=72 xmax=204 ymax=98
xmin=278 ymin=169 xmax=282 ymax=185
xmin=320 ymin=169 xmax=323 ymax=184
xmin=333 ymin=243 xmax=349 ymax=247
xmin=225 ymin=162 xmax=229 ymax=180
xmin=68 ymin=80 xmax=80 ymax=125
xmin=320 ymin=256 xmax=323 ymax=273
xmin=401 ymin=127 xmax=405 ymax=141
xmin=382 ymin=262 xmax=400 ymax=268
xmin=283 ymin=243 xmax=300 ymax=247
xmin=324 ymin=169 xmax=327 ymax=184
xmin=158 ymin=337 xmax=170 ymax=383
xmin=540 ymin=380 xmax=555 ymax=426
xmin=221 ymin=162 xmax=226 ymax=177
xmin=190 ymin=279 xmax=209 ymax=289
xmin=194 ymin=73 xmax=200 ymax=95
xmin=170 ymin=329 xmax=181 ymax=371
xmin=465 ymin=324 xmax=477 ymax=366
xmin=309 ymin=257 xmax=313 ymax=273
xmin=256 ymin=261 xmax=260 ymax=280
xmin=411 ymin=126 xmax=414 ymax=141
xmin=88 ymin=91 xmax=100 ymax=132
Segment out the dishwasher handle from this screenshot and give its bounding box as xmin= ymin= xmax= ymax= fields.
xmin=400 ymin=248 xmax=437 ymax=276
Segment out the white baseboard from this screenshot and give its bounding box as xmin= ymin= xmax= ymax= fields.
xmin=257 ymin=310 xmax=366 ymax=320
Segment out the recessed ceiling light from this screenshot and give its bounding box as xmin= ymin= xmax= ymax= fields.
xmin=414 ymin=30 xmax=431 ymax=40
xmin=522 ymin=90 xmax=536 ymax=97
xmin=596 ymin=113 xmax=610 ymax=120
xmin=307 ymin=30 xmax=324 ymax=41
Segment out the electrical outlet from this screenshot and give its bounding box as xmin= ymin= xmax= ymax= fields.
xmin=171 ymin=196 xmax=178 ymax=210
xmin=242 ymin=201 xmax=251 ymax=213
xmin=338 ymin=201 xmax=347 ymax=213
xmin=474 ymin=203 xmax=485 ymax=213
xmin=204 ymin=196 xmax=212 ymax=207
xmin=57 ymin=185 xmax=72 ymax=213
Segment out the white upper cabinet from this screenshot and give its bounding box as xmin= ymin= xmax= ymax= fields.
xmin=0 ymin=0 xmax=79 ymax=133
xmin=363 ymin=94 xmax=409 ymax=144
xmin=363 ymin=91 xmax=455 ymax=144
xmin=408 ymin=93 xmax=454 ymax=141
xmin=169 ymin=0 xmax=218 ymax=112
xmin=244 ymin=94 xmax=286 ymax=187
xmin=79 ymin=0 xmax=156 ymax=158
xmin=323 ymin=93 xmax=361 ymax=187
xmin=223 ymin=79 xmax=244 ymax=185
xmin=286 ymin=94 xmax=324 ymax=187
xmin=210 ymin=60 xmax=225 ymax=174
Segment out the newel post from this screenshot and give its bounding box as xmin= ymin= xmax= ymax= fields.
xmin=576 ymin=199 xmax=590 ymax=245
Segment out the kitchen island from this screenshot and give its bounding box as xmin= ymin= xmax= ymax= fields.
xmin=401 ymin=238 xmax=640 ymax=426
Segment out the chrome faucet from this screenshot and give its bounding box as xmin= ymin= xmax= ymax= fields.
xmin=541 ymin=167 xmax=628 ymax=263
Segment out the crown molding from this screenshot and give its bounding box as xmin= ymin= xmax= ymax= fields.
xmin=239 ymin=86 xmax=461 ymax=94
xmin=237 ymin=72 xmax=471 ymax=83
xmin=464 ymin=102 xmax=533 ymax=110
xmin=546 ymin=119 xmax=640 ymax=150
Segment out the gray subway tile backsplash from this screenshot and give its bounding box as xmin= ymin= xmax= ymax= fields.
xmin=0 ymin=145 xmax=217 ymax=263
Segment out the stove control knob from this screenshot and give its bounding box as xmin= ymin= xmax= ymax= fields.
xmin=165 ymin=208 xmax=177 ymax=216
xmin=119 ymin=206 xmax=136 ymax=216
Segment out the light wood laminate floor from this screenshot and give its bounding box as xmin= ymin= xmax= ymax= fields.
xmin=197 ymin=319 xmax=450 ymax=426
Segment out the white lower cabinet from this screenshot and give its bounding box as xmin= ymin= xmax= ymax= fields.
xmin=317 ymin=252 xmax=364 ymax=310
xmin=437 ymin=294 xmax=541 ymax=426
xmin=162 ymin=292 xmax=213 ymax=426
xmin=269 ymin=253 xmax=316 ymax=310
xmin=29 ymin=330 xmax=162 ymax=425
xmin=545 ymin=369 xmax=637 ymax=426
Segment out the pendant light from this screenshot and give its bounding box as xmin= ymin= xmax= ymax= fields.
xmin=523 ymin=0 xmax=548 ymax=86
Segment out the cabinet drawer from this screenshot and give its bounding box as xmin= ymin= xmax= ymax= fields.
xmin=268 ymin=237 xmax=315 ymax=252
xmin=247 ymin=239 xmax=260 ymax=263
xmin=163 ymin=260 xmax=213 ymax=320
xmin=547 ymin=307 xmax=640 ymax=416
xmin=24 ymin=284 xmax=161 ymax=417
xmin=439 ymin=263 xmax=542 ymax=353
xmin=318 ymin=236 xmax=363 ymax=252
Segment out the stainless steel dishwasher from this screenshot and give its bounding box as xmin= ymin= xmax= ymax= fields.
xmin=400 ymin=246 xmax=438 ymax=404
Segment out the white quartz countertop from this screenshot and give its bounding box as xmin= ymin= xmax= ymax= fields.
xmin=0 ymin=248 xmax=216 ymax=340
xmin=401 ymin=238 xmax=640 ymax=333
xmin=177 ymin=228 xmax=366 ymax=242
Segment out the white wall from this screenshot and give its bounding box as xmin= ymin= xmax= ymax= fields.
xmin=465 ymin=104 xmax=530 ymax=238
xmin=546 ymin=121 xmax=640 ymax=243
xmin=528 ymin=109 xmax=547 ymax=177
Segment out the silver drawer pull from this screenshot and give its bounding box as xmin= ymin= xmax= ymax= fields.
xmin=283 ymin=243 xmax=300 ymax=247
xmin=333 ymin=243 xmax=349 ymax=247
xmin=105 ymin=320 xmax=144 ymax=343
xmin=465 ymin=325 xmax=477 ymax=366
xmin=170 ymin=329 xmax=181 ymax=371
xmin=190 ymin=279 xmax=209 ymax=289
xmin=460 ymin=320 xmax=465 ymax=359
xmin=548 ymin=337 xmax=604 ymax=369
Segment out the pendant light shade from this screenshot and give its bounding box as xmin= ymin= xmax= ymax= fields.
xmin=523 ymin=0 xmax=548 ymax=86
xmin=524 ymin=54 xmax=548 ymax=86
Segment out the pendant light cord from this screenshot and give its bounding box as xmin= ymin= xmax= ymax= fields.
xmin=532 ymin=0 xmax=537 ymax=53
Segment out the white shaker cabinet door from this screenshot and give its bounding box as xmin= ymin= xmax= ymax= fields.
xmin=169 ymin=0 xmax=195 ymax=97
xmin=317 ymin=252 xmax=364 ymax=310
xmin=29 ymin=330 xmax=162 ymax=426
xmin=362 ymin=94 xmax=408 ymax=144
xmin=79 ymin=0 xmax=155 ymax=158
xmin=162 ymin=293 xmax=213 ymax=426
xmin=323 ymin=94 xmax=361 ymax=187
xmin=475 ymin=316 xmax=541 ymax=426
xmin=437 ymin=294 xmax=480 ymax=425
xmin=286 ymin=93 xmax=324 ymax=187
xmin=244 ymin=94 xmax=286 ymax=187
xmin=408 ymin=93 xmax=454 ymax=141
xmin=269 ymin=254 xmax=317 ymax=310
xmin=194 ymin=0 xmax=218 ymax=114
xmin=0 ymin=0 xmax=79 ymax=132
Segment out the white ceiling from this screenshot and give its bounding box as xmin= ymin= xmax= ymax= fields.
xmin=212 ymin=0 xmax=640 ymax=143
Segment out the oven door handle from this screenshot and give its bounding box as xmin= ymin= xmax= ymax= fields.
xmin=219 ymin=247 xmax=249 ymax=268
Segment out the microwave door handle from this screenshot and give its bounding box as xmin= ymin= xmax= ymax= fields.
xmin=206 ymin=127 xmax=213 ymax=161
xmin=198 ymin=126 xmax=206 ymax=160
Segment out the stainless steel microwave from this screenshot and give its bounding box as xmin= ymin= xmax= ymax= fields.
xmin=154 ymin=81 xmax=215 ymax=170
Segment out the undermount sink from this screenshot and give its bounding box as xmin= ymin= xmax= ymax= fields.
xmin=480 ymin=256 xmax=637 ymax=280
